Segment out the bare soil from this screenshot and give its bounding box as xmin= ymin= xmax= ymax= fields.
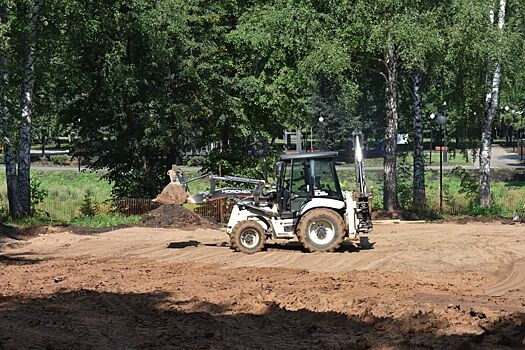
xmin=1 ymin=222 xmax=524 ymax=349
xmin=140 ymin=204 xmax=217 ymax=230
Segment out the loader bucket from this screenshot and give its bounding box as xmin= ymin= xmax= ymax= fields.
xmin=153 ymin=182 xmax=189 ymax=205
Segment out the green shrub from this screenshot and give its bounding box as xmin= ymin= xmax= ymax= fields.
xmin=50 ymin=154 xmax=70 ymax=165
xmin=185 ymin=155 xmax=207 ymax=167
xmin=79 ymin=191 xmax=99 ymax=217
xmin=31 ymin=178 xmax=49 ymax=215
xmin=450 ymin=167 xmax=478 ymax=199
xmin=513 ymin=202 xmax=525 ymax=221
xmin=0 ymin=204 xmax=8 ymax=220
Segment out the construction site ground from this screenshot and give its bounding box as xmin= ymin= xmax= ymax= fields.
xmin=1 ymin=221 xmax=524 ymax=349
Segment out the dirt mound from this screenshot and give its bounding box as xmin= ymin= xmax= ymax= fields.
xmin=0 ymin=223 xmax=49 ymax=239
xmin=445 ymin=215 xmax=518 ymax=225
xmin=372 ymin=209 xmax=438 ymax=221
xmin=153 ymin=183 xmax=188 ymax=205
xmin=140 ymin=204 xmax=216 ymax=229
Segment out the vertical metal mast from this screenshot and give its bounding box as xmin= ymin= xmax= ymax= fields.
xmin=353 ymin=131 xmax=367 ymax=197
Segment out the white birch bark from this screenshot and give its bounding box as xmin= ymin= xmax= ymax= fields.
xmin=479 ymin=0 xmax=506 ymax=208
xmin=411 ymin=70 xmax=425 ymax=209
xmin=0 ymin=4 xmax=23 ymax=217
xmin=17 ymin=0 xmax=42 ymax=216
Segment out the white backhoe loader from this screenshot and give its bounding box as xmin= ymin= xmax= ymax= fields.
xmin=227 ymin=132 xmax=373 ymax=253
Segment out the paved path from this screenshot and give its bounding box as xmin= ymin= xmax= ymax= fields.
xmin=356 ymin=144 xmax=524 ymax=171
xmin=471 ymin=144 xmax=524 ymax=169
xmin=1 ymin=145 xmax=523 ymax=172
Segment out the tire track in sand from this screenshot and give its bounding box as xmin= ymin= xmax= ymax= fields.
xmin=485 ymin=258 xmax=525 ymax=296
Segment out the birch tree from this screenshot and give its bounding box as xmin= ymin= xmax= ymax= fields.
xmin=480 ymin=0 xmax=506 ymax=208
xmin=17 ymin=0 xmax=42 ymax=216
xmin=398 ymin=1 xmax=444 ymax=210
xmin=1 ymin=0 xmax=42 ymax=218
xmin=1 ymin=1 xmax=23 ymax=217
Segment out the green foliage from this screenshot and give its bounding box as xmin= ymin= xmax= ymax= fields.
xmin=50 ymin=154 xmax=69 ymax=165
xmin=450 ymin=166 xmax=478 ymax=199
xmin=185 ymin=155 xmax=206 ymax=167
xmin=70 ymin=213 xmax=141 ymax=228
xmin=396 ymin=153 xmax=413 ymax=209
xmin=30 ymin=178 xmax=49 ymax=215
xmin=79 ymin=190 xmax=99 ymax=217
xmin=514 ymin=202 xmax=525 ymax=222
xmin=2 ymin=0 xmax=525 ymax=215
xmin=467 ymin=200 xmax=503 ymax=217
xmin=203 ymin=147 xmax=279 ymax=181
xmin=0 ymin=203 xmax=8 ymax=221
xmin=0 ymin=170 xmax=112 ymax=222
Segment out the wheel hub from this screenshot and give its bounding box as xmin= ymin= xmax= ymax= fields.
xmin=316 ymin=226 xmax=327 ymax=240
xmin=307 ymin=219 xmax=335 ymax=246
xmin=240 ymin=229 xmax=260 ymax=249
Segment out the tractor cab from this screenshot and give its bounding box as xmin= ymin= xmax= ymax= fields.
xmin=275 ymin=151 xmax=343 ymax=218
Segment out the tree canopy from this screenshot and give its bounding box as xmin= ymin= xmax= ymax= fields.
xmin=2 ymin=0 xmax=524 ymax=214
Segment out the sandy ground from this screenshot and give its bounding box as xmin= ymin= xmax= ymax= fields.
xmin=0 ymin=222 xmax=524 ymax=349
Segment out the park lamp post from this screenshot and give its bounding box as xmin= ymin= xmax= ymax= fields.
xmin=318 ymin=116 xmax=324 ymax=150
xmin=429 ymin=113 xmax=436 ymax=164
xmin=515 ymin=108 xmax=525 ymax=161
xmin=504 ymin=105 xmax=525 ymax=160
xmin=504 ymin=105 xmax=515 ymax=151
xmin=436 ymin=113 xmax=447 ymax=212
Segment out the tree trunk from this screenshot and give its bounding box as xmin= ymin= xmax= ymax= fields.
xmin=1 ymin=4 xmax=23 ymax=217
xmin=17 ymin=0 xmax=42 ymax=216
xmin=5 ymin=140 xmax=23 ymax=217
xmin=383 ymin=43 xmax=400 ymax=212
xmin=411 ymin=70 xmax=425 ymax=210
xmin=41 ymin=132 xmax=46 ymax=158
xmin=480 ymin=0 xmax=506 ymax=208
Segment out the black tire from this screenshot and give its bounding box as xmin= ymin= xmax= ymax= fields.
xmin=297 ymin=208 xmax=345 ymax=252
xmin=230 ymin=221 xmax=266 ymax=254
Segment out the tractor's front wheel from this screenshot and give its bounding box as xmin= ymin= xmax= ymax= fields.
xmin=230 ymin=221 xmax=266 ymax=254
xmin=297 ymin=208 xmax=345 ymax=253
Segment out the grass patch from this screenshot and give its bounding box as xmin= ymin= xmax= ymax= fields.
xmin=3 ymin=215 xmax=64 ymax=227
xmin=338 ymin=167 xmax=525 ymax=217
xmin=361 ymin=150 xmax=473 ymax=168
xmin=0 ymin=170 xmax=112 ymax=222
xmin=1 ymin=165 xmax=523 ymax=225
xmin=70 ymin=214 xmax=142 ymax=227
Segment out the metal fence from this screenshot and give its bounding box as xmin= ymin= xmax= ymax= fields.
xmin=194 ymin=199 xmax=235 ymax=223
xmin=113 ymin=198 xmax=161 ymax=216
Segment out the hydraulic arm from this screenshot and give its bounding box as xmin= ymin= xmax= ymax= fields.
xmin=353 ymin=132 xmax=373 ymax=232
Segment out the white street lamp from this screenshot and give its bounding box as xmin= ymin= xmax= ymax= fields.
xmin=436 ymin=113 xmax=447 ymax=212
xmin=429 ymin=113 xmax=436 ymax=164
xmin=436 ymin=113 xmax=446 ymax=126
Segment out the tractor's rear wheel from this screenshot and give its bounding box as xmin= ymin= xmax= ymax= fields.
xmin=230 ymin=221 xmax=266 ymax=254
xmin=297 ymin=208 xmax=345 ymax=252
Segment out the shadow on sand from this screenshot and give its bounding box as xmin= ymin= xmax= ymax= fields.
xmin=0 ymin=290 xmax=523 ymax=349
xmin=167 ymin=237 xmax=375 ymax=253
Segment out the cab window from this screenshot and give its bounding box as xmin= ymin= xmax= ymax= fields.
xmin=311 ymin=159 xmax=342 ymax=199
